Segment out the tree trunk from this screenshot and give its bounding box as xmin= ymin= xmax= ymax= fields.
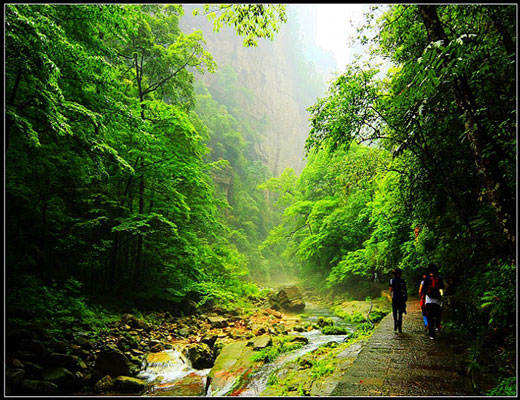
xmin=6 ymin=70 xmax=22 ymax=153
xmin=418 ymin=5 xmax=515 ymax=253
xmin=135 ymin=158 xmax=145 ymax=279
xmin=486 ymin=6 xmax=515 ymax=57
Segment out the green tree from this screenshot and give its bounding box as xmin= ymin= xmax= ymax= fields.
xmin=193 ymin=4 xmax=287 ymax=47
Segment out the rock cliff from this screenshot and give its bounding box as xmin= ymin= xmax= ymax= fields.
xmin=181 ymin=5 xmax=326 ymax=175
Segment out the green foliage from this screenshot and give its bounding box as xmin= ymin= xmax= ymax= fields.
xmin=193 ymin=4 xmax=287 ymax=47
xmin=346 ymin=311 xmax=367 ymax=323
xmin=321 ymin=325 xmax=349 ymax=335
xmin=7 ymin=276 xmax=119 ymax=341
xmin=486 ymin=377 xmax=516 ymax=396
xmin=478 ymin=260 xmax=515 ymax=332
xmin=261 ymin=143 xmax=392 ymax=284
xmin=251 ymin=336 xmax=305 ymax=363
xmin=316 ymin=316 xmax=333 ymax=327
xmin=310 ymin=358 xmax=335 ymax=379
xmin=296 ymin=3 xmax=515 ymax=385
xmin=266 ymin=372 xmax=279 ymax=387
xmin=349 ymin=322 xmax=375 ymax=339
xmin=5 ymin=3 xmax=297 ymax=316
xmin=368 ymin=310 xmax=388 ymax=323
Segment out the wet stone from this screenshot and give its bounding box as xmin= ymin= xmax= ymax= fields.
xmin=331 ymin=300 xmax=474 ymax=397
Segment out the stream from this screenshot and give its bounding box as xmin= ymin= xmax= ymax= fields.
xmin=137 ymin=302 xmax=354 ymax=396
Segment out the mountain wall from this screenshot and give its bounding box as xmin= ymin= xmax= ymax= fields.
xmin=181 ymin=5 xmax=328 ymax=175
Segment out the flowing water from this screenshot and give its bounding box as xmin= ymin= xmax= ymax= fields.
xmin=137 ymin=347 xmax=211 ymax=396
xmin=236 ymin=329 xmax=351 ymax=396
xmin=236 ymin=302 xmax=354 ymax=396
xmin=138 ymin=303 xmax=353 ymax=396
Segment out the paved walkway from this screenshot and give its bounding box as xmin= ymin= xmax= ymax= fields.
xmin=331 ymin=299 xmax=476 ymax=396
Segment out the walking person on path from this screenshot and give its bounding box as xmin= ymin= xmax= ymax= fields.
xmin=421 ymin=263 xmax=445 ymax=339
xmin=389 ymin=268 xmax=408 ymax=333
xmin=418 ymin=271 xmax=428 ymax=330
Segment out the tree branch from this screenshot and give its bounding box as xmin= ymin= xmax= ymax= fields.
xmin=142 ymin=49 xmax=198 ymax=96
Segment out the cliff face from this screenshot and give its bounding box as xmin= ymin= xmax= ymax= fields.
xmin=181 ymin=6 xmax=321 ymax=176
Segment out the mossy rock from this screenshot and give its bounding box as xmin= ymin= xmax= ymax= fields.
xmin=209 ymin=340 xmax=256 ymax=396
xmin=94 ymin=345 xmax=131 ymax=377
xmin=317 ymin=317 xmax=334 ymax=327
xmin=94 ymin=374 xmax=115 ymax=392
xmin=184 ymin=343 xmax=214 ymax=369
xmin=115 ymin=376 xmax=147 ymax=393
xmin=321 ymin=325 xmax=349 ymax=335
xmin=41 ymin=367 xmax=79 ymax=393
xmin=20 ymin=379 xmax=59 ymax=395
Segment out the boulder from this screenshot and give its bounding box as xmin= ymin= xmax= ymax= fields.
xmin=41 ymin=367 xmax=77 ymax=392
xmin=317 ymin=316 xmax=333 ymax=327
xmin=251 ymin=324 xmax=267 ymax=336
xmin=52 ymin=340 xmax=69 ymax=354
xmin=131 ymin=348 xmax=144 ymax=356
xmin=153 ymin=372 xmax=206 ymax=397
xmin=6 ymin=328 xmax=36 ymax=346
xmin=150 ymin=343 xmax=165 ymax=353
xmin=94 ymin=374 xmax=115 ymax=392
xmin=8 ymin=358 xmax=25 ymax=369
xmin=177 ymin=328 xmax=190 ymax=337
xmin=6 ymin=368 xmax=25 ymax=385
xmin=117 ymin=338 xmax=129 ymax=352
xmin=200 ymin=334 xmax=218 ymax=347
xmin=121 ymin=314 xmax=151 ymax=331
xmin=23 ymin=361 xmax=44 ymax=377
xmin=18 ymin=339 xmax=48 ymax=356
xmin=289 ymin=335 xmax=309 ymax=345
xmin=6 ymin=306 xmax=35 ymax=320
xmin=207 ymin=316 xmax=228 ymax=328
xmin=12 ymin=350 xmax=38 ymax=362
xmin=115 ymin=376 xmax=147 ymax=393
xmin=250 ymin=335 xmax=273 ymax=350
xmin=20 ymin=379 xmax=58 ymax=395
xmin=94 ymin=345 xmax=131 ymax=377
xmin=75 ymin=336 xmax=93 ymax=350
xmin=184 ymin=343 xmax=214 ymax=369
xmin=48 ymin=353 xmax=81 ymax=370
xmin=208 ymin=340 xmax=256 ymax=396
xmin=270 ymin=286 xmax=306 ymax=312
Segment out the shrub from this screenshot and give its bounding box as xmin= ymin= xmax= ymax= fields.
xmin=321 ymin=325 xmax=349 ymax=335
xmin=7 ymin=275 xmax=119 ymax=341
xmin=369 ymin=310 xmax=388 ymax=323
xmin=486 ymin=377 xmax=516 ymax=396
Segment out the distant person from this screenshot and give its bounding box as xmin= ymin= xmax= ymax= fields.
xmin=418 ymin=271 xmax=428 ymax=330
xmin=389 ymin=268 xmax=408 ymax=333
xmin=421 ymin=263 xmax=445 ymax=339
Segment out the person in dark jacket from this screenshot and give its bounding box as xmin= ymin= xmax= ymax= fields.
xmin=389 ymin=268 xmax=408 ymax=333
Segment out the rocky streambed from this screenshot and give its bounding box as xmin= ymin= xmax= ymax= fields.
xmin=6 ymin=286 xmax=391 ymax=396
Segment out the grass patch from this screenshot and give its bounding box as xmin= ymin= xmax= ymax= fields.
xmin=321 ymin=325 xmax=349 ymax=335
xmin=251 ymin=336 xmax=305 ymax=363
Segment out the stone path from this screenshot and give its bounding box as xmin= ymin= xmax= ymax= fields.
xmin=331 ymin=299 xmax=476 ymax=396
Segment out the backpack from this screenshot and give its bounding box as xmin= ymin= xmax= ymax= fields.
xmin=425 ymin=275 xmax=441 ymax=299
xmin=392 ymin=277 xmax=408 ymax=301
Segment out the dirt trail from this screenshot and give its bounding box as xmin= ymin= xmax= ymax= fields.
xmin=331 ymin=299 xmax=476 ymax=396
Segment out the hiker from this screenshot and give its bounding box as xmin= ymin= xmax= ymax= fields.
xmin=421 ymin=263 xmax=445 ymax=339
xmin=418 ymin=271 xmax=428 ymax=330
xmin=389 ymin=268 xmax=408 ymax=333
